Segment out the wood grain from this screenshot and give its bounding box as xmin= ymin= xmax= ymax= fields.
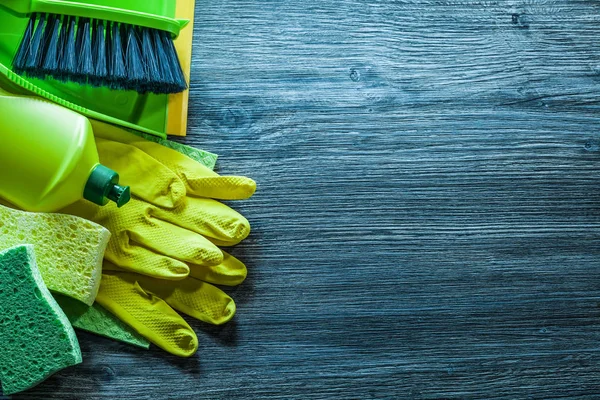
xmin=8 ymin=0 xmax=600 ymax=398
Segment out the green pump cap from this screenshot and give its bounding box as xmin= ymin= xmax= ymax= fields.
xmin=83 ymin=165 xmax=131 ymax=208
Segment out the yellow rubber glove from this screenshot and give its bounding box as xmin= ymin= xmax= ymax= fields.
xmin=61 ymin=120 xmax=256 ymax=357
xmin=97 ymin=253 xmax=246 ymax=357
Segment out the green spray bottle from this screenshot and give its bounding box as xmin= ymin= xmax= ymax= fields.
xmin=0 ymin=89 xmax=130 ymax=212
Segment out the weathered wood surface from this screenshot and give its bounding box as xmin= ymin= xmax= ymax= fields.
xmin=10 ymin=0 xmax=600 ymax=398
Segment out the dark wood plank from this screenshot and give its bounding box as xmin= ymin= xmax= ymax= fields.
xmin=8 ymin=0 xmax=600 ymax=398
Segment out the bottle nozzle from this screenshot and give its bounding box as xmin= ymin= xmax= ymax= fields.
xmin=84 ymin=165 xmax=131 ymax=207
xmin=108 ymin=184 xmax=131 ymax=208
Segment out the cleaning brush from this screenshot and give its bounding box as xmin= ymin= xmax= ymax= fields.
xmin=3 ymin=1 xmax=189 ymax=94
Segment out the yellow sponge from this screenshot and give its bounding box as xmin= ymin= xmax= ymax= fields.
xmin=0 ymin=203 xmax=109 ymax=305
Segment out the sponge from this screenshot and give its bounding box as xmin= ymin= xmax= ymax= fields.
xmin=0 ymin=245 xmax=82 ymax=395
xmin=0 ymin=203 xmax=109 ymax=305
xmin=54 ymin=294 xmax=150 ymax=349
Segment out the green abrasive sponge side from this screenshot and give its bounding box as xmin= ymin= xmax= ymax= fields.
xmin=0 ymin=204 xmax=109 ymax=305
xmin=53 ymin=294 xmax=150 ymax=349
xmin=0 ymin=245 xmax=82 ymax=395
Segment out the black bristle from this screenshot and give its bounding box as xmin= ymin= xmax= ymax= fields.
xmin=90 ymin=19 xmax=108 ymax=87
xmin=104 ymin=20 xmax=113 ymax=84
xmin=74 ymin=17 xmax=93 ymax=84
xmin=160 ymin=30 xmax=187 ymax=93
xmin=124 ymin=24 xmax=146 ymax=91
xmin=71 ymin=16 xmax=85 ymax=83
xmin=74 ymin=17 xmax=83 ymax=53
xmin=38 ymin=14 xmax=57 ymax=72
xmin=141 ymin=27 xmax=159 ymax=93
xmin=13 ymin=13 xmax=35 ymax=74
xmin=71 ymin=16 xmax=84 ymax=83
xmin=24 ymin=13 xmax=47 ymax=76
xmin=55 ymin=14 xmax=70 ymax=79
xmin=108 ymin=21 xmax=126 ymax=89
xmin=152 ymin=29 xmax=175 ymax=93
xmin=58 ymin=15 xmax=77 ymax=81
xmin=40 ymin=14 xmax=61 ymax=75
xmin=89 ymin=18 xmax=98 ymax=85
xmin=11 ymin=12 xmax=187 ymax=94
xmin=118 ymin=22 xmax=129 ymax=89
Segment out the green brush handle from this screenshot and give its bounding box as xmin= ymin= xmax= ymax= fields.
xmin=0 ymin=0 xmax=189 ymax=37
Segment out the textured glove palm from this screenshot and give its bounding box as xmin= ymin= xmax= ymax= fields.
xmin=61 ymin=120 xmax=256 ymax=357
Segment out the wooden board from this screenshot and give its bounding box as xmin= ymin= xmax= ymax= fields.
xmin=8 ymin=1 xmax=600 ymax=398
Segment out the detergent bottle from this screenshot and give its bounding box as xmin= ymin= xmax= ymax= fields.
xmin=0 ymin=89 xmax=130 ymax=212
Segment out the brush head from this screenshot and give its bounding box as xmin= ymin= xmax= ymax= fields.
xmin=13 ymin=13 xmax=188 ymax=95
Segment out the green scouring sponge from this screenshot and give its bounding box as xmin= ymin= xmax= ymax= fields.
xmin=53 ymin=294 xmax=150 ymax=349
xmin=0 ymin=245 xmax=81 ymax=395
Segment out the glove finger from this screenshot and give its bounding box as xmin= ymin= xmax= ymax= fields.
xmin=90 ymin=120 xmax=215 ymax=172
xmin=96 ymin=271 xmax=198 ymax=357
xmin=185 ymin=176 xmax=256 ymax=200
xmin=130 ymin=140 xmax=216 ymax=182
xmin=188 ymin=251 xmax=247 ymax=286
xmin=104 ymin=235 xmax=190 ymax=280
xmin=127 ymin=217 xmax=224 ymax=267
xmin=123 ymin=137 xmax=255 ymax=200
xmin=152 ymin=197 xmax=251 ymax=246
xmin=135 ymin=274 xmax=236 ymax=325
xmin=96 ymin=138 xmax=186 ymax=209
xmin=92 ymin=120 xmax=255 ymax=201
